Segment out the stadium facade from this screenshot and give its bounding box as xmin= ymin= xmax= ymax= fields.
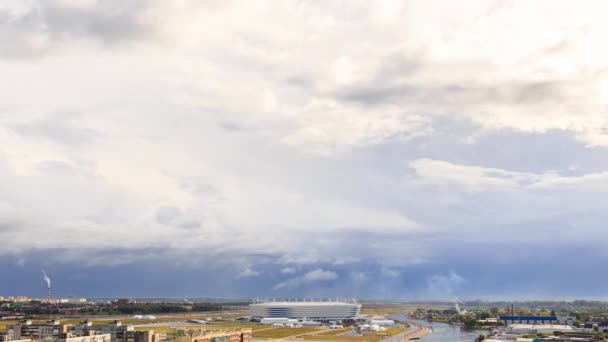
xmin=249 ymin=300 xmax=361 ymax=321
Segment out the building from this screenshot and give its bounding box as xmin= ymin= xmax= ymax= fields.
xmin=5 ymin=320 xmax=68 ymax=340
xmin=499 ymin=316 xmax=575 ymax=326
xmin=583 ymin=321 xmax=608 ymax=333
xmin=56 ymin=333 xmax=111 ymax=342
xmin=250 ymin=300 xmax=361 ymax=321
xmin=505 ymin=324 xmax=573 ymax=335
xmin=3 ymin=298 xmax=30 ymax=303
xmin=74 ymin=321 xmax=155 ymax=342
xmin=4 ymin=321 xmax=155 ymax=342
xmin=367 ymin=320 xmax=395 ymax=327
xmin=64 ymin=298 xmax=87 ymax=304
xmin=0 ymin=337 xmax=31 ymax=342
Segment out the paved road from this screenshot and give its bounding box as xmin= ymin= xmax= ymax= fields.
xmin=386 ymin=315 xmax=432 ymax=342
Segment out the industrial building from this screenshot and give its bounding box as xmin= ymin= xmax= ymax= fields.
xmin=506 ymin=324 xmax=574 ymax=335
xmin=249 ymin=299 xmax=361 ymax=321
xmin=499 ymin=316 xmax=575 ymax=326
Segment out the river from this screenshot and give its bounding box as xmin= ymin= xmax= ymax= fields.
xmin=389 ymin=314 xmax=484 ymax=342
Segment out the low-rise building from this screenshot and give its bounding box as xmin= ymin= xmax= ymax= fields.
xmin=582 ymin=321 xmax=608 ymax=333
xmin=0 ymin=337 xmax=32 ymax=342
xmin=6 ymin=320 xmax=68 ymax=340
xmin=57 ymin=333 xmax=111 ymax=342
xmin=73 ymin=321 xmax=155 ymax=342
xmin=506 ymin=324 xmax=573 ymax=335
xmin=367 ymin=320 xmax=395 ymax=327
xmin=499 ymin=316 xmax=575 ymax=326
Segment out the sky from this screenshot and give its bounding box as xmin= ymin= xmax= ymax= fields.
xmin=1 ymin=0 xmax=608 ymax=300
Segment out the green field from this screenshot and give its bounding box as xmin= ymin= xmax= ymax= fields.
xmin=300 ymin=327 xmax=407 ymax=342
xmin=134 ymin=324 xmax=268 ymax=334
xmin=314 ymin=329 xmax=351 ymax=336
xmin=253 ymin=327 xmax=320 ymax=338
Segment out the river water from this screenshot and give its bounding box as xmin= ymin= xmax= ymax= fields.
xmin=389 ymin=314 xmax=483 ymax=342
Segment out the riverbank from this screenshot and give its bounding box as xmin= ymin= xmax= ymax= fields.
xmin=389 ymin=314 xmax=484 ymax=342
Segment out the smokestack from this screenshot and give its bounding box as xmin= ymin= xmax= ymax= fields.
xmin=42 ymin=270 xmax=51 ymax=303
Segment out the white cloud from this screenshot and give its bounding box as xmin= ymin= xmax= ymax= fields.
xmin=409 ymin=158 xmax=538 ymax=191
xmin=281 ymin=267 xmax=296 ymax=275
xmin=1 ymin=0 xmax=608 ymax=279
xmin=410 ymin=158 xmax=608 ymax=192
xmin=273 ymin=269 xmax=339 ymax=290
xmin=15 ymin=257 xmax=25 ymax=267
xmin=236 ymin=268 xmax=262 ymax=279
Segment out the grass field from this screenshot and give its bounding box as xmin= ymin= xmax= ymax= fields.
xmin=253 ymin=327 xmax=320 ymax=339
xmin=299 ymin=327 xmax=408 ymax=342
xmin=313 ymin=329 xmax=351 ymax=336
xmin=300 ymin=330 xmax=352 ymax=340
xmin=134 ymin=324 xmax=269 ymax=333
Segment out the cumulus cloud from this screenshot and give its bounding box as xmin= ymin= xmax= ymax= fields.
xmin=273 ymin=269 xmax=339 ymax=290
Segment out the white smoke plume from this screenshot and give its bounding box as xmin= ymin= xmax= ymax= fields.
xmin=455 ymin=302 xmax=467 ymax=315
xmin=41 ymin=270 xmax=51 ymax=288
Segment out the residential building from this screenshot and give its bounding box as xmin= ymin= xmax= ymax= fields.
xmin=6 ymin=320 xmax=67 ymax=340
xmin=56 ymin=333 xmax=111 ymax=342
xmin=73 ymin=321 xmax=154 ymax=342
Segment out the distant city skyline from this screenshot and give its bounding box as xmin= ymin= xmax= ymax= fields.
xmin=2 ymin=1 xmax=608 ymax=300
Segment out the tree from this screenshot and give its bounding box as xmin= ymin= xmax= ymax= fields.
xmin=462 ymin=315 xmax=478 ymax=329
xmin=477 ymin=311 xmax=491 ymax=320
